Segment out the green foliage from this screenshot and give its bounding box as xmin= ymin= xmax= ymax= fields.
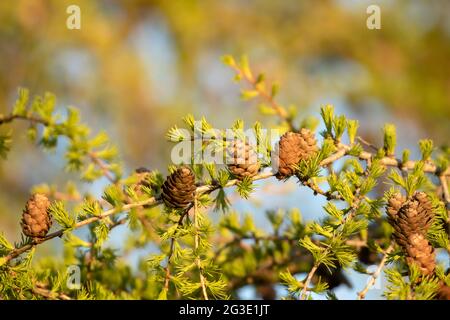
xmin=3 ymin=90 xmax=121 ymax=183
xmin=346 ymin=120 xmax=359 ymax=145
xmin=0 ymin=56 xmax=449 ymax=301
xmin=383 ymin=124 xmax=397 ymax=156
xmin=419 ymin=139 xmax=434 ymax=161
xmin=279 ymin=270 xmax=303 ymax=298
xmin=12 ymin=88 xmax=29 ymax=116
xmin=236 ymin=176 xmax=255 ymax=199
xmin=48 ymin=201 xmax=75 ymax=230
xmin=0 ymin=131 xmax=11 ymax=159
xmin=384 ymin=266 xmax=441 ymax=300
xmin=320 ymin=105 xmax=334 ymax=139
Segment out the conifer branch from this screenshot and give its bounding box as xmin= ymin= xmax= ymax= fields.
xmin=225 ymin=56 xmax=295 ymax=131
xmin=163 ymin=237 xmax=175 ymax=292
xmin=3 ymin=197 xmax=161 ymax=265
xmin=0 ymin=111 xmax=120 ymax=183
xmin=88 ymin=151 xmax=116 ymax=183
xmin=0 ymin=113 xmax=49 ymax=126
xmin=301 ymin=180 xmax=343 ymax=200
xmin=323 ymin=143 xmax=449 ymax=176
xmin=32 ymin=282 xmax=72 ymax=300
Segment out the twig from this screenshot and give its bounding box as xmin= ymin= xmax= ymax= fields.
xmin=32 ymin=282 xmax=72 ymax=300
xmin=300 ymin=263 xmax=319 ymax=300
xmin=439 ymin=175 xmax=450 ymax=210
xmin=163 ymin=238 xmax=176 ymax=292
xmin=0 ymin=113 xmax=118 ymax=183
xmin=49 ymin=191 xmax=82 ymax=202
xmin=338 ymin=143 xmax=448 ymax=175
xmin=0 ymin=114 xmax=49 ymax=126
xmin=357 ymin=136 xmax=379 ymax=152
xmin=299 ymin=190 xmax=364 ymax=300
xmin=301 ymin=179 xmax=342 ymax=200
xmin=228 ymin=63 xmax=295 ymax=131
xmin=194 ymin=196 xmax=209 ymax=300
xmin=357 ymin=244 xmax=394 ymax=300
xmin=88 ymin=151 xmax=116 ymax=183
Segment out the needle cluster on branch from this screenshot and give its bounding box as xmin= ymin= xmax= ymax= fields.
xmin=0 ymin=55 xmax=449 ymax=300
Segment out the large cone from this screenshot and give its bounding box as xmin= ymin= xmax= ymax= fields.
xmin=386 ymin=192 xmax=435 ymax=275
xmin=161 ymin=166 xmax=196 ymax=209
xmin=226 ymin=139 xmax=260 ymax=180
xmin=274 ymin=129 xmax=318 ymax=180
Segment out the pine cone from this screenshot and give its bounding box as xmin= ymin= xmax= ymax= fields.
xmin=226 ymin=140 xmax=260 ymax=180
xmin=273 ymin=129 xmax=318 ymax=180
xmin=21 ymin=194 xmax=52 ymax=239
xmin=386 ymin=192 xmax=435 ymax=275
xmin=405 ymin=234 xmax=436 ymax=276
xmin=161 ymin=166 xmax=196 ymax=209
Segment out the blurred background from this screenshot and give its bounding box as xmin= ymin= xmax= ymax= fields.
xmin=0 ymin=0 xmax=449 ymax=299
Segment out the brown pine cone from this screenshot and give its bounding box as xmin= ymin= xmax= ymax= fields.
xmin=226 ymin=139 xmax=260 ymax=180
xmin=386 ymin=192 xmax=436 ymax=275
xmin=386 ymin=192 xmax=405 ymax=220
xmin=161 ymin=166 xmax=196 ymax=209
xmin=21 ymin=194 xmax=52 ymax=239
xmin=405 ymin=233 xmax=436 ymax=276
xmin=273 ymin=129 xmax=318 ymax=180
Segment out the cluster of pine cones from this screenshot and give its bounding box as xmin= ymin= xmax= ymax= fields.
xmin=160 ymin=129 xmax=318 ymax=209
xmin=16 ymin=126 xmax=449 ymax=300
xmin=225 ymin=128 xmax=318 ymax=180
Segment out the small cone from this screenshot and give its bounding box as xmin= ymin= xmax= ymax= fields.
xmin=274 ymin=129 xmax=318 ymax=180
xmin=161 ymin=166 xmax=196 ymax=209
xmin=386 ymin=192 xmax=436 ymax=275
xmin=21 ymin=194 xmax=52 ymax=239
xmin=226 ymin=139 xmax=260 ymax=180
